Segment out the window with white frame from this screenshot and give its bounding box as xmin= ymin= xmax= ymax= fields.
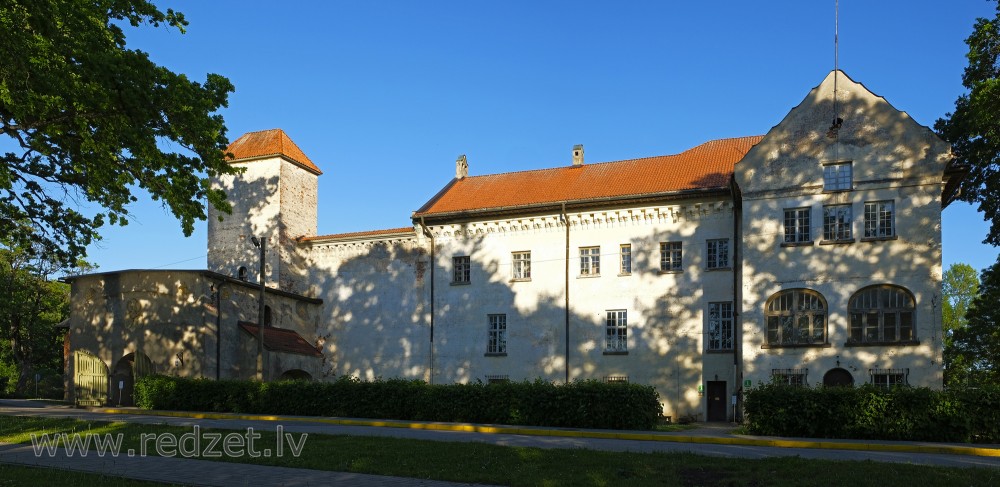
xmin=605 ymin=310 xmax=627 ymax=352
xmin=823 ymin=204 xmax=853 ymax=241
xmin=783 ymin=208 xmax=811 ymax=243
xmin=863 ymin=200 xmax=895 ymax=239
xmin=706 ymin=239 xmax=729 ymax=269
xmin=619 ymin=244 xmax=632 ymax=274
xmin=823 ymin=162 xmax=852 ymax=191
xmin=849 ymin=285 xmax=915 ymax=344
xmin=660 ymin=242 xmax=682 ymax=271
xmin=771 ymin=369 xmax=808 ymax=387
xmin=512 ymin=251 xmax=531 ymax=280
xmin=487 ymin=314 xmax=506 ymax=355
xmin=870 ymin=368 xmax=908 ymax=388
xmin=452 ymin=256 xmax=471 ymax=284
xmin=707 ymin=302 xmax=734 ymax=350
xmin=580 ymin=246 xmax=600 ymax=276
xmin=765 ymin=289 xmax=827 ymax=346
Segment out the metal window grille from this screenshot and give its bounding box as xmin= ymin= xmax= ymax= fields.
xmin=771 ymin=368 xmax=808 ymax=386
xmin=604 ymin=375 xmax=629 ymax=384
xmin=869 ymin=368 xmax=908 ymax=388
xmin=485 ymin=374 xmax=510 ymax=384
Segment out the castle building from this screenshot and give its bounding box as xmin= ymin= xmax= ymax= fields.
xmin=65 ymin=71 xmax=960 ymax=421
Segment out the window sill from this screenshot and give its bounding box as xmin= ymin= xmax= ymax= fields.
xmin=860 ymin=235 xmax=898 ymax=242
xmin=617 ymin=272 xmax=632 ymax=277
xmin=705 ymin=349 xmax=734 ymax=354
xmin=484 ymin=352 xmax=507 ymax=357
xmin=822 ymin=188 xmax=853 ymax=193
xmin=819 ymin=239 xmax=855 ymax=245
xmin=780 ymin=241 xmax=814 ymax=247
xmin=761 ymin=342 xmax=832 ymax=349
xmin=657 ymin=269 xmax=683 ymax=275
xmin=509 ymin=278 xmax=531 ymax=283
xmin=845 ymin=339 xmax=920 ymax=347
xmin=577 ymin=274 xmax=601 ymax=279
xmin=450 ymin=281 xmax=471 ymax=286
xmin=705 ymin=267 xmax=732 ymax=272
xmin=603 ymin=350 xmax=628 ymax=356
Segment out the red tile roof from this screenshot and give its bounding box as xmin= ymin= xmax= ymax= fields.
xmin=300 ymin=227 xmax=415 ymax=243
xmin=238 ymin=322 xmax=322 ymax=357
xmin=414 ymin=136 xmax=762 ymax=218
xmin=226 ymin=129 xmax=323 ymax=175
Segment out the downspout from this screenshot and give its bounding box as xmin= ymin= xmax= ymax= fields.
xmin=215 ymin=279 xmax=225 ymax=380
xmin=730 ymin=177 xmax=743 ymax=422
xmin=562 ymin=203 xmax=570 ymax=384
xmin=419 ymin=217 xmax=435 ymax=384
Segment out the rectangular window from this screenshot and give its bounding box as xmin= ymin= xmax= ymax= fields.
xmin=783 ymin=208 xmax=811 ymax=243
xmin=771 ymin=369 xmax=807 ymax=387
xmin=870 ymin=368 xmax=908 ymax=389
xmin=823 ymin=205 xmax=853 ymax=241
xmin=487 ymin=314 xmax=506 ymax=355
xmin=823 ymin=162 xmax=852 ymax=191
xmin=659 ymin=242 xmax=682 ymax=271
xmin=512 ymin=251 xmax=531 ymax=280
xmin=580 ymin=246 xmax=600 ymax=276
xmin=605 ymin=310 xmax=627 ymax=352
xmin=452 ymin=256 xmax=470 ymax=284
xmin=864 ymin=200 xmax=895 ymax=238
xmin=707 ymin=302 xmax=734 ymax=350
xmin=604 ymin=375 xmax=629 ymax=384
xmin=619 ymin=244 xmax=632 ymax=275
xmin=706 ymin=239 xmax=730 ymax=269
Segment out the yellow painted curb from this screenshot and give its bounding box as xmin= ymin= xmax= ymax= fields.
xmin=96 ymin=408 xmax=1000 ymax=458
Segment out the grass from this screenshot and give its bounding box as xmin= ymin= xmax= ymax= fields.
xmin=1 ymin=415 xmax=998 ymax=486
xmin=0 ymin=464 xmax=178 ymax=486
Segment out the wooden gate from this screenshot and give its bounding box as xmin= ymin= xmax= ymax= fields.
xmin=73 ymin=351 xmax=108 ymax=407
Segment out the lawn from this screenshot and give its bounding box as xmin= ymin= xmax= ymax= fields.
xmin=0 ymin=415 xmax=997 ymax=486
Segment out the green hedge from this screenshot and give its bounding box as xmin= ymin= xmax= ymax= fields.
xmin=744 ymin=383 xmax=1000 ymax=443
xmin=135 ymin=375 xmax=663 ymax=430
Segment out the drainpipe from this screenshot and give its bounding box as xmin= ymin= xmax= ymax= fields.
xmin=419 ymin=217 xmax=435 ymax=384
xmin=562 ymin=203 xmax=570 ymax=384
xmin=214 ymin=279 xmax=225 ymax=380
xmin=730 ymin=177 xmax=743 ymax=422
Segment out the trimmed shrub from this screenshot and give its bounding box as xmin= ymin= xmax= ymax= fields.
xmin=744 ymin=383 xmax=999 ymax=443
xmin=135 ymin=375 xmax=662 ymax=430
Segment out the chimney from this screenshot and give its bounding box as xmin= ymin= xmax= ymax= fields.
xmin=572 ymin=144 xmax=584 ymax=166
xmin=455 ymin=154 xmax=468 ymax=179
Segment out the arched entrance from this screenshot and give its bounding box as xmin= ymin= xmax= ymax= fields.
xmin=111 ymin=352 xmax=154 ymax=406
xmin=278 ymin=369 xmax=312 ymax=381
xmin=823 ymin=368 xmax=854 ymax=387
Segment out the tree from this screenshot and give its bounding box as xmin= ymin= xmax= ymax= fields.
xmin=0 ymin=243 xmax=69 ymax=396
xmin=0 ymin=1 xmax=237 ymax=267
xmin=941 ymin=263 xmax=980 ymax=386
xmin=951 ymin=255 xmax=1000 ymax=386
xmin=935 ymin=1 xmax=1000 ymax=245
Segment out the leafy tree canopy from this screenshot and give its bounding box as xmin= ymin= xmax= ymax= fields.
xmin=936 ymin=1 xmax=1000 ymax=245
xmin=942 ymin=262 xmax=981 ymax=387
xmin=951 ymin=255 xmax=1000 ymax=386
xmin=0 ymin=0 xmax=237 ymax=266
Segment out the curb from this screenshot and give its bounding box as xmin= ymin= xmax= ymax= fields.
xmin=97 ymin=408 xmax=1000 ymax=458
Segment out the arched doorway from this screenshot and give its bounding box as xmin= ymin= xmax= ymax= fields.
xmin=278 ymin=369 xmax=312 ymax=381
xmin=111 ymin=352 xmax=154 ymax=406
xmin=823 ymin=368 xmax=854 ymax=387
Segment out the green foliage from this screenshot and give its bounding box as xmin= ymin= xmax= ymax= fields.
xmin=0 ymin=0 xmax=237 ymax=266
xmin=935 ymin=1 xmax=1000 ymax=245
xmin=744 ymin=383 xmax=1000 ymax=443
xmin=952 ymin=254 xmax=1000 ymax=385
xmin=942 ymin=262 xmax=981 ymax=386
xmin=135 ymin=375 xmax=663 ymax=430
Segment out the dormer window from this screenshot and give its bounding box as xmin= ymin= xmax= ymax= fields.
xmin=823 ymin=162 xmax=852 ymax=191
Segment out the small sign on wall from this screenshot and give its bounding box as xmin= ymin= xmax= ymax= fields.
xmin=743 ymin=379 xmax=752 ymax=389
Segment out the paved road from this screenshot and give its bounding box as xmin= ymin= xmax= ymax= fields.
xmin=1 ymin=399 xmax=999 ymax=486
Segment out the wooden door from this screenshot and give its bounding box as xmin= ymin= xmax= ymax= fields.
xmin=706 ymin=381 xmax=727 ymax=422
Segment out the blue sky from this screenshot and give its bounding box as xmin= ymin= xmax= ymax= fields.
xmin=81 ymin=0 xmax=999 ymax=274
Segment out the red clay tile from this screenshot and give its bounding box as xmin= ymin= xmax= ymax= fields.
xmin=226 ymin=129 xmax=322 ymax=175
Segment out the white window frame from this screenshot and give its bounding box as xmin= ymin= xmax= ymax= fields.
xmin=512 ymin=251 xmax=531 ymax=280
xmin=771 ymin=369 xmax=808 ymax=387
xmin=487 ymin=314 xmax=507 ymax=355
xmin=452 ymin=256 xmax=471 ymax=284
xmin=659 ymin=241 xmax=682 ymax=271
xmin=870 ymin=368 xmax=908 ymax=389
xmin=619 ymin=244 xmax=632 ymax=275
xmin=580 ymin=246 xmax=600 ymax=276
xmin=783 ymin=207 xmax=812 ymax=243
xmin=823 ymin=204 xmax=853 ymax=241
xmin=863 ymin=200 xmax=895 ymax=239
xmin=823 ymin=162 xmax=852 ymax=191
xmin=605 ymin=310 xmax=627 ymax=353
xmin=707 ymin=302 xmax=734 ymax=351
xmin=706 ymin=239 xmax=729 ymax=269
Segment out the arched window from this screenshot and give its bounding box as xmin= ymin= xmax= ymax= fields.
xmin=849 ymin=285 xmax=915 ymax=344
xmin=765 ymin=289 xmax=827 ymax=346
xmin=237 ymin=266 xmax=248 ymax=281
